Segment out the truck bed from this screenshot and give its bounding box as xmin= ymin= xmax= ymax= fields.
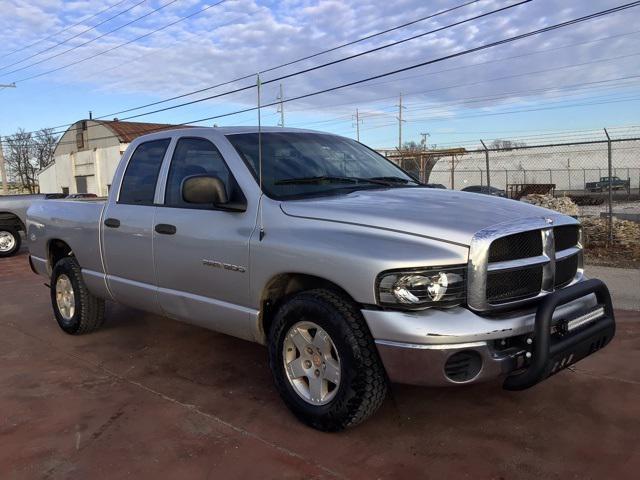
xmin=27 ymin=199 xmax=106 ymax=275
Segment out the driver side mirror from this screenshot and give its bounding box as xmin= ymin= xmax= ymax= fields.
xmin=181 ymin=175 xmax=247 ymax=212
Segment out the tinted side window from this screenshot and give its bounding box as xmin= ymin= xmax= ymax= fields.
xmin=165 ymin=137 xmax=234 ymax=209
xmin=119 ymin=139 xmax=171 ymax=205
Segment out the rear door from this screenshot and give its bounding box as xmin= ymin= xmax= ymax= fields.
xmin=102 ymin=138 xmax=171 ymax=314
xmin=153 ymin=136 xmax=255 ymax=340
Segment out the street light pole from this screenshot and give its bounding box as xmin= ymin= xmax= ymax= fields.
xmin=0 ymin=83 xmax=17 ymax=195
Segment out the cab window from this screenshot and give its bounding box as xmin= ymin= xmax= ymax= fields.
xmin=119 ymin=139 xmax=171 ymax=205
xmin=165 ymin=137 xmax=237 ymax=209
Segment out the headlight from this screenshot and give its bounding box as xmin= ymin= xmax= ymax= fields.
xmin=376 ymin=266 xmax=466 ymax=309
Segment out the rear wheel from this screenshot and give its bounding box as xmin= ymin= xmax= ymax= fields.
xmin=0 ymin=227 xmax=21 ymax=258
xmin=51 ymin=257 xmax=105 ymax=335
xmin=268 ymin=289 xmax=387 ymax=431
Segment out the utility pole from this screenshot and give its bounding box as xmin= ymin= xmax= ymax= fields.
xmin=352 ymin=108 xmax=363 ymax=142
xmin=0 ymin=83 xmax=17 ymax=195
xmin=0 ymin=135 xmax=7 ymax=195
xmin=277 ymin=83 xmax=285 ymax=127
xmin=396 ymin=92 xmax=406 ymax=151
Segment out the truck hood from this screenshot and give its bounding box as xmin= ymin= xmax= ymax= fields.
xmin=281 ymin=187 xmax=558 ymax=246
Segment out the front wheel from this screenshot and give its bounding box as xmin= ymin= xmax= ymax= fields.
xmin=51 ymin=257 xmax=105 ymax=335
xmin=268 ymin=289 xmax=387 ymax=431
xmin=0 ymin=227 xmax=21 ymax=257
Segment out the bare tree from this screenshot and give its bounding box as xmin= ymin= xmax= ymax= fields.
xmin=4 ymin=128 xmax=59 ymax=193
xmin=33 ymin=128 xmax=57 ymax=170
xmin=489 ymin=139 xmax=527 ymax=151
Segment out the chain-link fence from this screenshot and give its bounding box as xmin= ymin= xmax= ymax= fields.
xmin=382 ymin=135 xmax=640 ymax=257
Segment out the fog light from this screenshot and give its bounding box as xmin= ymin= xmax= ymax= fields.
xmin=444 ymin=350 xmax=482 ymax=383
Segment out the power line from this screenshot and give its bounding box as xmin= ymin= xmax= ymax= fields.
xmin=329 ymin=90 xmax=640 ymax=138
xmin=0 ymin=0 xmax=132 ymax=60
xmin=0 ymin=0 xmax=180 ymax=77
xmin=24 ymin=1 xmax=640 ymax=143
xmin=179 ymin=1 xmax=640 ymax=126
xmin=97 ymin=1 xmax=532 ymax=122
xmin=16 ymin=0 xmax=519 ymax=136
xmin=285 ymin=60 xmax=640 ymax=129
xmin=0 ymin=0 xmax=148 ymax=72
xmin=8 ymin=0 xmax=229 ymax=83
xmin=267 ymin=28 xmax=640 ymax=117
xmin=91 ymin=0 xmax=489 ymax=120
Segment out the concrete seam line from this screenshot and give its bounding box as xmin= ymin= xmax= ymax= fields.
xmin=0 ymin=322 xmax=346 ymax=479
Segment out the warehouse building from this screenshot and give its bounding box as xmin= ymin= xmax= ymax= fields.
xmin=38 ymin=119 xmax=182 ymax=196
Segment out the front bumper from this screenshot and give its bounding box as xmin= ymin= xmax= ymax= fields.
xmin=362 ymin=279 xmax=615 ymax=387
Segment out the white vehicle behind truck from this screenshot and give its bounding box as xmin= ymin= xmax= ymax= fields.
xmin=27 ymin=127 xmax=615 ymax=431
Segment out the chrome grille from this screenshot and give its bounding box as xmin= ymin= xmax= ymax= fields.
xmin=467 ymin=215 xmax=583 ymax=311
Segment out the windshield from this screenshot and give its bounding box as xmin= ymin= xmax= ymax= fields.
xmin=226 ymin=132 xmax=417 ymax=199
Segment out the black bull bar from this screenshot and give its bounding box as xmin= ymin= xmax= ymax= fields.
xmin=503 ymin=278 xmax=616 ymax=391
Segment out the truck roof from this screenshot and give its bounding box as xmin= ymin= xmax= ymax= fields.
xmin=141 ymin=126 xmax=338 ymax=136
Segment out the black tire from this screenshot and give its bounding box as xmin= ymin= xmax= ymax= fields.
xmin=51 ymin=256 xmax=105 ymax=335
xmin=0 ymin=226 xmax=21 ymax=258
xmin=268 ymin=289 xmax=387 ymax=431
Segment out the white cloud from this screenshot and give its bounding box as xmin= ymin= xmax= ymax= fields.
xmin=0 ymin=0 xmax=638 ymax=126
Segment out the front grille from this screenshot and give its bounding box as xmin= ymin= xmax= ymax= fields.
xmin=488 ymin=230 xmax=542 ymax=262
xmin=468 ymin=217 xmax=583 ymax=311
xmin=554 ymin=225 xmax=580 ymax=251
xmin=555 ymin=254 xmax=579 ymax=288
xmin=487 ymin=265 xmax=543 ymax=304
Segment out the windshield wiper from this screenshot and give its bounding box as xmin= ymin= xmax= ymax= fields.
xmin=368 ymin=176 xmax=417 ymax=185
xmin=275 ymin=175 xmax=392 ymax=186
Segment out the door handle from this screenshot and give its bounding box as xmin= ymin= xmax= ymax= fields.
xmin=104 ymin=218 xmax=120 ymax=228
xmin=155 ymin=223 xmax=177 ymax=235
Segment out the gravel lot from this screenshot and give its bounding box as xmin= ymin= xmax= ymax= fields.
xmin=1 ymin=252 xmax=639 ymax=479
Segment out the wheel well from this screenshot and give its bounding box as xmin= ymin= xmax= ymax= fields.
xmin=48 ymin=239 xmax=73 ymax=268
xmin=0 ymin=212 xmax=25 ymax=232
xmin=260 ymin=273 xmax=355 ymax=340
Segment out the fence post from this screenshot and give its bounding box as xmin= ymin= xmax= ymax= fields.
xmin=450 ymin=157 xmax=455 ymax=190
xmin=583 ymin=168 xmax=586 ymax=190
xmin=604 ymin=128 xmax=613 ymax=245
xmin=479 ymin=168 xmax=484 ymax=186
xmin=480 ymin=140 xmax=490 ymax=188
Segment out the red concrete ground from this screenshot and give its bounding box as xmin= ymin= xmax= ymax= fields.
xmin=1 ymin=251 xmax=639 ymax=479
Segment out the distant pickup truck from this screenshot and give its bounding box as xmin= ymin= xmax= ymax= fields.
xmin=585 ymin=176 xmax=630 ymax=192
xmin=27 ymin=127 xmax=616 ymax=431
xmin=0 ymin=193 xmax=66 ymax=257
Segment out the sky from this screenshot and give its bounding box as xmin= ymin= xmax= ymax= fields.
xmin=0 ymin=0 xmax=639 ymax=149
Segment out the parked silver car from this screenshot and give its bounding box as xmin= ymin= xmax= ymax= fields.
xmin=0 ymin=193 xmax=65 ymax=257
xmin=26 ymin=127 xmax=615 ymax=430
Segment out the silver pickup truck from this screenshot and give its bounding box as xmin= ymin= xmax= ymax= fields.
xmin=27 ymin=127 xmax=616 ymax=431
xmin=0 ymin=193 xmax=66 ymax=257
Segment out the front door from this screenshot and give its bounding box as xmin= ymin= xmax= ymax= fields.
xmin=153 ymin=136 xmax=254 ymax=340
xmin=102 ymin=138 xmax=172 ymax=314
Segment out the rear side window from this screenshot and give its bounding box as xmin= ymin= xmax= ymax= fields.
xmin=164 ymin=137 xmax=236 ymax=209
xmin=119 ymin=139 xmax=171 ymax=205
